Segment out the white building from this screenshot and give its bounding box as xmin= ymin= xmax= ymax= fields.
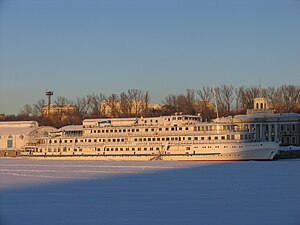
xmin=216 ymin=98 xmax=300 ymax=146
xmin=0 ymin=121 xmax=56 ymax=155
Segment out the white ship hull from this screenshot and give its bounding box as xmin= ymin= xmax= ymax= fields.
xmin=23 ymin=142 xmax=279 ymax=161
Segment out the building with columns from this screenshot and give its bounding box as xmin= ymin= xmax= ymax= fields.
xmin=216 ymin=97 xmax=300 ymax=146
xmin=0 ymin=121 xmax=56 ymax=155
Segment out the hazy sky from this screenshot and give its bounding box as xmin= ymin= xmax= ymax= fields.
xmin=0 ymin=0 xmax=299 ymax=114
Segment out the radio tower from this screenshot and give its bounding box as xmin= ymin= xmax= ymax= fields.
xmin=45 ymin=90 xmax=54 ymax=115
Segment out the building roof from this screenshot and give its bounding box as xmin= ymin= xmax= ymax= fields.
xmin=59 ymin=125 xmax=83 ymax=131
xmin=0 ymin=121 xmax=38 ymax=127
xmin=0 ymin=126 xmax=38 ymax=135
xmin=235 ymin=112 xmax=300 ymax=119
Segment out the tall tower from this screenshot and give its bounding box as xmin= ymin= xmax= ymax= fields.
xmin=45 ymin=90 xmax=54 ymax=115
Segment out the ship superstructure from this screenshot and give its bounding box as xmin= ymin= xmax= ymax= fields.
xmin=23 ymin=114 xmax=279 ymax=160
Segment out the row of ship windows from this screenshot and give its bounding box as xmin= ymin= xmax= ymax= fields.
xmin=38 ymin=145 xmax=245 ymax=153
xmin=86 ymin=125 xmax=236 ymax=134
xmin=49 ymin=135 xmax=247 ymax=144
xmin=88 ymin=127 xmax=190 ymax=134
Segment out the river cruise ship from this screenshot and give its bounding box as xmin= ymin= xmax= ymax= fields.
xmin=23 ymin=114 xmax=279 ymax=160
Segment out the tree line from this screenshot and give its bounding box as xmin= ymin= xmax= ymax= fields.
xmin=2 ymin=85 xmax=300 ymax=127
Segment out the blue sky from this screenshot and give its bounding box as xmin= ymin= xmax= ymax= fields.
xmin=0 ymin=0 xmax=299 ymax=114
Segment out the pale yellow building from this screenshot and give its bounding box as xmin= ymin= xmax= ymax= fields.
xmin=0 ymin=121 xmax=56 ymax=155
xmin=41 ymin=104 xmax=77 ymax=116
xmin=101 ymin=100 xmax=161 ymax=117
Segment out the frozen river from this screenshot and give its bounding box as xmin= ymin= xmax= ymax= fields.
xmin=1 ymin=158 xmax=300 ymax=225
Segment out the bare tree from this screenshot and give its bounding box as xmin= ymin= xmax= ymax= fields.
xmin=106 ymin=94 xmax=119 ymax=117
xmin=280 ymin=85 xmax=300 ymax=112
xmin=127 ymin=89 xmax=143 ymax=116
xmin=120 ymin=92 xmax=130 ymax=117
xmin=162 ymin=94 xmax=177 ymax=115
xmin=184 ymin=89 xmax=196 ymax=115
xmin=267 ymin=86 xmax=282 ymax=112
xmin=141 ymin=91 xmax=151 ymax=116
xmin=196 ymin=86 xmax=214 ymax=120
xmin=54 ymin=96 xmax=72 ymax=106
xmin=32 ymin=99 xmax=46 ymax=117
xmin=75 ymin=96 xmax=91 ymax=117
xmin=87 ymin=93 xmax=106 ymax=117
xmin=19 ymin=104 xmax=33 ymax=117
xmin=221 ymin=85 xmax=234 ymax=115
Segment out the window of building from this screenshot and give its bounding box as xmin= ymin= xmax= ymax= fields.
xmin=286 ymin=136 xmax=290 ymax=144
xmin=7 ymin=135 xmax=13 ymax=148
xmin=292 ymin=124 xmax=296 ymax=132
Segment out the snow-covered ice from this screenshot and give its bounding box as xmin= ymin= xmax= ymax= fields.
xmin=0 ymin=158 xmax=300 ymax=225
